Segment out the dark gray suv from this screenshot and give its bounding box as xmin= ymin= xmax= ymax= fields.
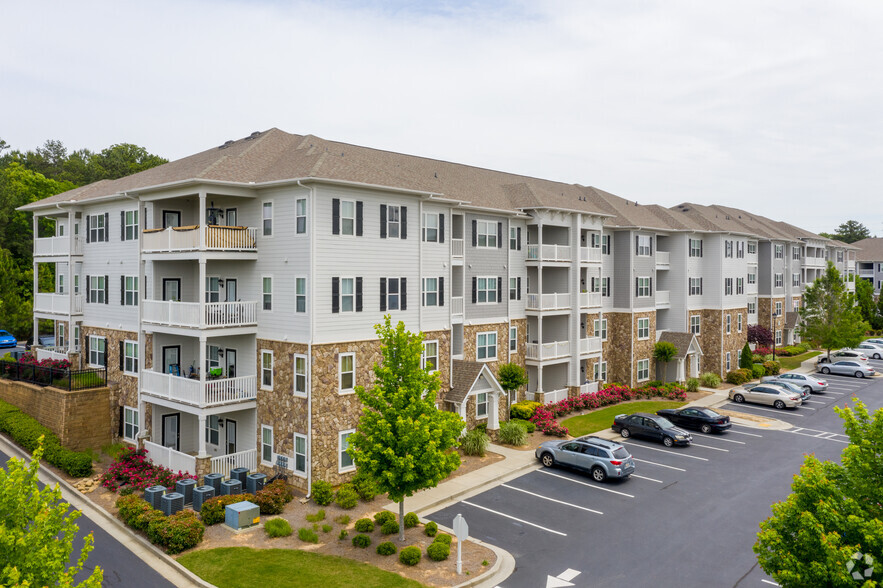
xmin=536 ymin=436 xmax=635 ymax=482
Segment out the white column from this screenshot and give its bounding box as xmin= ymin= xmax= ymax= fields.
xmin=197 ymin=414 xmax=208 ymax=457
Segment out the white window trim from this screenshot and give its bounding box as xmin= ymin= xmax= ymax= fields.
xmin=295 ymin=276 xmax=307 ymax=313
xmin=295 ymin=198 xmax=308 ymax=235
xmin=339 ymin=429 xmax=356 ymax=473
xmin=262 ymin=275 xmax=273 ymax=312
xmin=261 ymin=425 xmax=274 ymax=466
xmin=637 ymin=358 xmax=650 ymax=382
xmin=261 ymin=350 xmax=274 ymax=391
xmin=637 ymin=317 xmax=650 ymax=340
xmin=293 ymin=354 xmax=308 ymax=397
xmin=475 ymin=392 xmax=489 ymax=419
xmin=293 ymin=432 xmax=308 ymax=477
xmin=88 ymin=335 xmax=106 ymax=368
xmin=339 ymin=352 xmax=356 ymax=394
xmin=422 ymin=340 xmax=439 ymax=373
xmin=262 ymin=201 xmax=274 ymax=237
xmin=123 ymin=406 xmax=139 ymax=442
xmin=123 ymin=340 xmax=139 ymax=376
xmin=476 ymin=331 xmax=498 ymax=362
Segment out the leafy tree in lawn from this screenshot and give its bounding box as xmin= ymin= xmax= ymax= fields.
xmin=348 ymin=316 xmax=464 ymax=542
xmin=747 ymin=324 xmax=773 ymax=348
xmin=856 ymin=278 xmax=883 ymax=330
xmin=652 ymin=341 xmax=677 ymax=383
xmin=833 ymin=220 xmax=871 ymax=244
xmin=0 ymin=437 xmax=103 ymax=587
xmin=739 ymin=342 xmax=754 ymax=369
xmin=754 ymin=401 xmax=883 ymax=586
xmin=798 ymin=262 xmax=869 ymax=360
xmin=497 ymin=362 xmax=527 ymax=404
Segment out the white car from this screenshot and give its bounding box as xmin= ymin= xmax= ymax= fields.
xmin=854 ymin=343 xmax=883 ymax=360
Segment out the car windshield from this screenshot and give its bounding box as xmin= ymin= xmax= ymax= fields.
xmin=612 ymin=447 xmax=630 ymax=459
xmin=655 ymin=417 xmax=674 ymax=428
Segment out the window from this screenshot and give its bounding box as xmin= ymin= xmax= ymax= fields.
xmin=477 ymin=277 xmax=498 ymax=303
xmin=340 ymin=200 xmax=356 ymax=235
xmin=594 ymin=319 xmax=608 ymax=341
xmin=123 ymin=276 xmax=138 ymax=306
xmin=294 ymin=355 xmax=308 ymax=397
xmin=340 ymin=277 xmax=355 ymax=312
xmin=296 ymin=198 xmax=307 ymax=234
xmin=293 ymin=433 xmax=307 ymax=475
xmin=636 ymin=277 xmax=650 ymax=297
xmin=775 ymin=273 xmax=784 ymax=288
xmin=123 ymin=341 xmax=138 ymax=374
xmin=339 ymin=353 xmax=355 ymax=393
xmin=339 ymin=430 xmax=355 ymax=471
xmin=423 ymin=213 xmax=439 ymax=242
xmin=123 ymin=406 xmax=139 ymax=441
xmin=736 ymin=241 xmax=744 ymax=258
xmin=205 ymin=415 xmax=220 ymax=446
xmin=726 ymin=314 xmax=731 ymax=334
xmin=724 ymin=278 xmax=733 ymax=296
xmin=775 ymin=330 xmax=783 ymax=345
xmin=476 ymin=221 xmax=497 ymax=248
xmin=477 ymin=332 xmax=497 ymax=361
xmin=422 ymin=341 xmax=438 ymax=372
xmin=261 ymin=350 xmax=273 ymax=390
xmin=602 ymin=235 xmax=611 ymax=254
xmin=690 ymin=315 xmax=700 ymax=335
xmin=747 ymin=301 xmax=756 ymax=315
xmin=637 ymin=359 xmax=650 ymax=382
xmin=792 ymin=273 xmax=800 ymax=287
xmin=261 ymin=425 xmax=274 ymax=465
xmin=88 ymin=335 xmax=106 ymax=367
xmin=792 ymin=247 xmax=800 ymax=260
xmin=637 ymin=317 xmax=650 ymax=340
xmin=509 ymin=326 xmax=517 ymax=352
xmin=88 ymin=214 xmax=106 ymax=242
xmin=726 ymin=352 xmax=731 ymax=371
xmin=689 ymin=277 xmax=703 ymax=296
xmin=636 ymin=235 xmax=651 ymax=256
xmin=295 ymin=278 xmax=306 ymax=313
xmin=262 ymin=202 xmax=273 ymax=236
xmin=510 ymin=227 xmax=518 ymax=250
xmin=737 ymin=313 xmax=743 ymax=332
xmin=736 ymin=277 xmax=744 ymax=295
xmin=88 ymin=275 xmax=106 ymax=304
xmin=775 ymin=301 xmax=783 ymax=316
xmin=725 ymin=240 xmax=733 ymax=258
xmin=385 ymin=205 xmax=401 ymax=238
xmin=422 ymin=277 xmax=440 ymax=307
xmin=689 ymin=238 xmax=703 ymax=257
xmin=262 ymin=277 xmax=272 ymax=311
xmin=123 ymin=210 xmax=139 ymax=241
xmin=476 ymin=392 xmax=488 ymax=418
xmin=382 ymin=277 xmax=401 ymax=310
xmin=593 ymin=361 xmax=607 ymax=381
xmin=748 ymin=241 xmax=757 ymax=254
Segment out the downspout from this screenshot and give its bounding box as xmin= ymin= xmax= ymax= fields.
xmin=297 ymin=180 xmax=314 ymax=498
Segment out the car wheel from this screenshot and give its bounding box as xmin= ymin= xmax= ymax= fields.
xmin=663 ymin=436 xmax=675 ymax=447
xmin=855 ymin=371 xmax=865 ymax=378
xmin=620 ymin=428 xmax=631 ymax=439
xmin=541 ymin=453 xmax=555 ymax=468
xmin=591 ymin=466 xmax=607 ymax=482
xmin=733 ymin=393 xmax=745 ymax=403
xmin=803 ymin=385 xmax=812 ymax=393
xmin=774 ymin=400 xmax=786 ymax=409
xmin=700 ymin=424 xmax=712 ymax=434
xmin=821 ymin=367 xmax=831 ymax=374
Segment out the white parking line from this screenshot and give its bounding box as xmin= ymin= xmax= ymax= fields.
xmin=690 ymin=432 xmax=746 ymax=445
xmin=689 ymin=442 xmax=729 ymax=452
xmin=461 ymin=500 xmax=568 ymax=536
xmin=537 ymin=470 xmax=636 ymax=497
xmin=631 ymin=473 xmax=664 ymax=483
xmin=619 ymin=441 xmax=710 ymax=461
xmin=632 ymin=458 xmax=686 ymax=472
xmin=500 ymin=484 xmax=603 ymax=515
xmin=725 ymin=403 xmax=805 ymax=417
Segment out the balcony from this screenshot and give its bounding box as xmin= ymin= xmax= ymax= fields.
xmin=142 ymin=300 xmax=258 ymax=329
xmin=141 ymin=371 xmax=257 ymax=408
xmin=527 ymin=244 xmax=572 ymax=263
xmin=526 ymin=292 xmax=571 ymax=311
xmin=580 ymin=291 xmax=601 ymax=309
xmin=34 ymin=293 xmax=84 ymax=316
xmin=34 ymin=236 xmax=82 ymax=257
xmin=525 ymin=340 xmax=570 ymax=361
xmin=656 ymin=251 xmax=670 ymax=269
xmin=579 ymin=337 xmax=603 ymax=356
xmin=451 ymin=296 xmax=464 ymax=321
xmin=142 ymin=225 xmax=257 ymax=254
xmin=452 ymin=238 xmax=464 ymax=258
xmin=580 ymin=247 xmax=601 ymax=264
xmin=655 ymin=290 xmax=671 ymax=308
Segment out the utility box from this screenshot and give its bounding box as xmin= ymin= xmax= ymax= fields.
xmin=204 ymin=473 xmax=223 ymax=494
xmin=144 ymin=486 xmax=166 ymax=510
xmin=231 ymin=467 xmax=249 ymax=485
xmin=192 ymin=485 xmax=215 ymax=513
xmin=225 ymin=500 xmax=260 ymax=530
xmin=221 ymin=479 xmax=242 ymax=496
xmin=175 ymin=479 xmax=197 ymax=504
xmin=246 ymin=473 xmax=267 ymax=494
xmin=161 ymin=492 xmax=184 ymax=516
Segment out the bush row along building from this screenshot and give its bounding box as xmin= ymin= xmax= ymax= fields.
xmin=20 ymin=128 xmax=857 ymax=490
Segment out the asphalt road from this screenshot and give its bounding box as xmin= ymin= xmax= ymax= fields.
xmin=430 ymin=359 xmax=883 ymax=588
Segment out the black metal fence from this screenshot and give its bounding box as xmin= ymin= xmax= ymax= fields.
xmin=0 ymin=361 xmax=107 ymax=391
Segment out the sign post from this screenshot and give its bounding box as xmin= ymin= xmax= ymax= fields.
xmin=453 ymin=513 xmax=469 ymax=575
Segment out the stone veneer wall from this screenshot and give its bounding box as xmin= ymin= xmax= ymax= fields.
xmin=631 ymin=311 xmax=656 ymax=384
xmin=606 ymin=313 xmax=633 ymax=385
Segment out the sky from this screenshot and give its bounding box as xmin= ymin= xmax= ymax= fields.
xmin=3 ymin=0 xmax=882 ymax=236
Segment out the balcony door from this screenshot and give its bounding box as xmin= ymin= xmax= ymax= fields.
xmin=226 ymin=419 xmax=237 ymax=454
xmin=162 ymin=413 xmax=180 ymax=451
xmin=162 ymin=279 xmax=181 ymax=302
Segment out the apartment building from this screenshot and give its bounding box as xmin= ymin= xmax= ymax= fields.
xmin=22 ymin=128 xmax=856 ymax=487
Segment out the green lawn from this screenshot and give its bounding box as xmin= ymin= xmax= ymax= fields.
xmin=560 ymin=400 xmax=686 ymax=437
xmin=178 ymin=547 xmax=425 ymax=588
xmin=778 ymin=350 xmax=821 ymax=371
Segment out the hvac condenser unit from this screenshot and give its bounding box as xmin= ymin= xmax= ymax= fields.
xmin=221 ymin=479 xmax=242 ymax=495
xmin=175 ymin=479 xmax=196 ymax=504
xmin=246 ymin=473 xmax=267 ymax=494
xmin=144 ymin=486 xmax=166 ymax=510
xmin=225 ymin=500 xmax=260 ymax=530
xmin=192 ymin=485 xmax=216 ymax=513
xmin=161 ymin=492 xmax=184 ymax=516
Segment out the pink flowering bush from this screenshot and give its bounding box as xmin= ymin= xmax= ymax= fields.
xmin=101 ymin=446 xmax=196 ymax=492
xmin=529 ymin=384 xmax=687 ymax=437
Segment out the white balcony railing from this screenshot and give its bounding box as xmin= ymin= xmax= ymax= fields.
xmin=211 ymin=449 xmax=257 ymax=479
xmin=451 ymin=296 xmax=464 ymax=317
xmin=580 ymin=292 xmax=601 ymax=308
xmin=580 ymin=337 xmax=603 ymax=356
xmin=656 ymin=290 xmax=671 ymax=307
xmin=141 ymin=371 xmax=257 ymax=408
xmin=34 ymin=236 xmax=82 ymax=257
xmin=580 ymin=247 xmax=601 ymax=264
xmin=34 ymin=293 xmax=84 ymax=315
xmin=143 ymin=441 xmax=196 ymax=475
xmin=527 ymin=244 xmax=572 ymax=262
xmin=526 ymin=292 xmax=571 ymax=311
xmin=142 ymin=300 xmax=258 ymax=329
xmin=142 ymin=226 xmax=257 ymax=253
xmin=452 ymin=238 xmax=464 ymax=257
xmin=525 ymin=340 xmax=570 ymax=361
xmin=656 ymin=251 xmax=670 ymax=267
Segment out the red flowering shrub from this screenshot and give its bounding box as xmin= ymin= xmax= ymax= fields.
xmin=101 ymin=446 xmax=196 ymax=491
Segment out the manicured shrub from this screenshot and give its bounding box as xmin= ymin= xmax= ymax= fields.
xmin=311 ymin=480 xmax=334 ymax=506
xmin=751 ymin=364 xmax=766 ymax=379
xmin=510 ymin=418 xmax=536 ymax=433
xmin=381 ymin=519 xmax=399 ymax=535
xmin=424 ymin=521 xmax=438 ymax=537
xmin=699 ymin=372 xmax=722 ymax=388
xmin=334 ymin=484 xmax=359 ymax=509
xmin=148 ymin=510 xmax=204 ymax=554
xmin=427 ymin=541 xmax=450 ymax=561
xmin=763 ymin=361 xmax=781 ymax=376
xmin=461 ymin=429 xmax=489 ymax=457
xmin=321 ymin=524 xmax=332 ymax=533
xmin=200 ymin=493 xmax=256 ymax=525
xmin=374 ymin=511 xmax=396 ymax=526
xmin=433 ymin=533 xmax=452 ymax=545
xmin=305 ymin=509 xmax=326 ymax=522
xmin=726 ymin=371 xmax=747 ymax=385
xmin=498 ymin=420 xmax=528 ymax=446
xmin=399 ymin=546 xmax=421 ymax=566
xmin=352 ymin=533 xmax=372 ymax=548
xmin=351 ymin=469 xmax=378 ymax=501
xmin=0 ymin=401 xmax=93 ymax=477
xmin=298 ymin=527 xmax=319 ymax=543
xmin=510 ymin=401 xmax=541 ymax=420
xmin=376 ymin=541 xmax=397 ymax=556
xmin=404 ymin=512 xmax=419 ymax=528
xmin=265 ymin=518 xmax=293 ymax=538
xmin=254 ymin=479 xmax=294 ymax=515
xmin=338 ymin=529 xmax=349 ymax=540
xmin=685 ymin=378 xmax=699 ymax=393
xmin=354 ymin=518 xmax=375 ymax=533
xmin=334 ymin=514 xmax=351 ymax=525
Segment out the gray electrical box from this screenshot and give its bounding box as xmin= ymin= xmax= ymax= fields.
xmin=246 ymin=473 xmax=267 ymax=494
xmin=175 ymin=479 xmax=197 ymax=504
xmin=225 ymin=500 xmax=259 ymax=530
xmin=204 ymin=473 xmax=223 ymax=494
xmin=144 ymin=486 xmax=166 ymax=510
xmin=231 ymin=467 xmax=249 ymax=485
xmin=221 ymin=479 xmax=242 ymax=495
xmin=192 ymin=485 xmax=215 ymax=513
xmin=161 ymin=492 xmax=184 ymax=516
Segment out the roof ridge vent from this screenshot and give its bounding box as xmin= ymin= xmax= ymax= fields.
xmin=219 ymin=140 xmax=234 ymax=149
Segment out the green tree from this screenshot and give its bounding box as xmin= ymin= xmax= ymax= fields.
xmin=652 ymin=341 xmax=677 ymax=383
xmin=833 ymin=220 xmax=872 ymax=244
xmin=0 ymin=437 xmax=103 ymax=587
xmin=754 ymin=401 xmax=883 ymax=586
xmin=798 ymin=262 xmax=869 ymax=360
xmin=497 ymin=362 xmax=527 ymax=401
xmin=856 ymin=278 xmax=883 ymax=330
xmin=347 ymin=316 xmax=465 ymax=541
xmin=739 ymin=342 xmax=754 ymax=369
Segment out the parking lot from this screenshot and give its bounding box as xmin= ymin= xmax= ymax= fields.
xmin=429 ymin=362 xmax=883 ymax=588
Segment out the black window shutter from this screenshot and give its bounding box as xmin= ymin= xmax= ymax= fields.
xmin=472 ymin=220 xmax=477 ymax=247
xmin=119 ymin=406 xmax=124 ymax=438
xmin=380 ymin=205 xmax=387 ymax=239
xmin=104 ymin=275 xmax=109 ymax=304
xmin=85 ymin=275 xmax=90 ymax=302
xmin=120 ymin=211 xmax=125 ymax=241
xmin=439 ymin=214 xmax=445 ymax=243
xmin=104 ymin=213 xmax=109 ymax=241
xmin=380 ymin=278 xmax=387 ymax=311
xmin=472 ymin=276 xmax=477 ymax=303
xmin=497 ymin=222 xmax=502 ymax=248
xmin=439 ymin=277 xmax=444 ymax=306
xmin=401 ymin=278 xmax=407 ymax=310
xmin=497 ymin=277 xmax=502 ymax=302
xmin=331 ymin=278 xmax=339 ymax=313
xmin=355 ymin=201 xmax=363 ymax=236
xmin=120 ymin=276 xmax=125 ymax=305
xmin=517 ymin=276 xmax=522 ymax=300
xmin=332 ymin=199 xmax=340 ymax=234
xmin=517 ymin=227 xmax=522 ymax=250
xmin=86 ymin=216 xmax=91 ymax=243
xmin=356 ymin=277 xmax=363 ymax=311
xmin=401 ymin=207 xmax=407 ymax=239
xmin=119 ymin=341 xmax=124 ymax=371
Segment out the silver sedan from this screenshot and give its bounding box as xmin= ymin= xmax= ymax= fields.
xmin=818 ymin=361 xmax=876 ymax=378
